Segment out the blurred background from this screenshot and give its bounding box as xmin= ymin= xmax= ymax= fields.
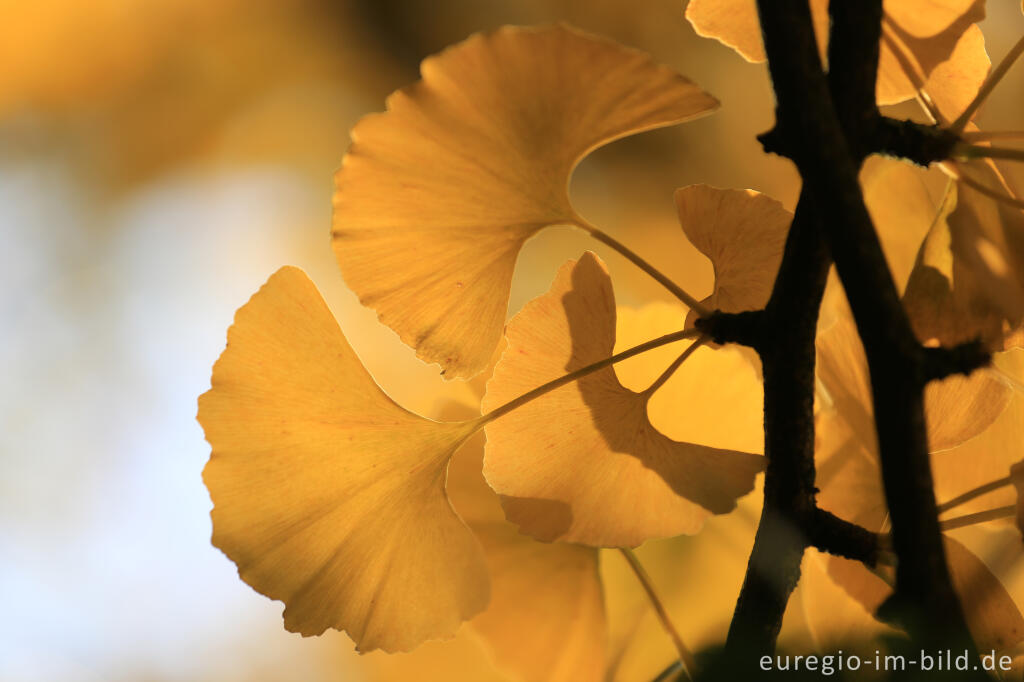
xmin=2 ymin=1 xmax=1023 ymax=680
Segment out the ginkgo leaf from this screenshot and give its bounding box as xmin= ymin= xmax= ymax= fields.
xmin=332 ymin=24 xmax=719 ymax=380
xmin=815 ymin=412 xmax=1024 ymax=653
xmin=946 ymin=535 xmax=1024 ymax=652
xmin=817 ymin=314 xmax=1010 ymax=454
xmin=921 ymin=24 xmax=990 ymax=123
xmin=1012 ymin=459 xmax=1024 ymax=539
xmin=198 ymin=266 xmax=489 ymax=653
xmin=861 ymin=157 xmax=941 ymax=294
xmin=686 ymin=0 xmax=984 ymax=105
xmin=948 ymin=160 xmax=1024 ymax=326
xmin=684 ymin=0 xmax=829 ymax=64
xmin=482 ymin=252 xmax=763 ymax=547
xmin=443 ymin=403 xmax=606 ymax=682
xmin=878 ymin=0 xmax=985 ymax=105
xmin=799 ymin=549 xmax=897 ymax=652
xmin=675 ymin=184 xmax=792 ymax=321
xmin=931 ymin=351 xmax=1024 ymax=516
xmin=903 ymin=181 xmax=1024 ymax=352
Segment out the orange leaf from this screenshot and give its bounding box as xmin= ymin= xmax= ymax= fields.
xmin=675 ymin=184 xmax=792 ymax=320
xmin=482 ymin=252 xmax=763 ymax=546
xmin=333 ymin=24 xmax=718 ymax=379
xmin=444 ymin=408 xmax=606 ymax=682
xmin=198 ymin=267 xmax=488 ymax=652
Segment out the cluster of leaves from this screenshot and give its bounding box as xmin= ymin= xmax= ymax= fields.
xmin=199 ymin=3 xmax=1024 ymax=680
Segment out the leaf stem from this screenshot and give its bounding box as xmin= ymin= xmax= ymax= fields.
xmin=574 ymin=216 xmax=710 ymax=316
xmin=954 ymin=143 xmax=1024 ymax=163
xmin=961 ymin=130 xmax=1024 ymax=143
xmin=641 ymin=336 xmax=707 ymax=398
xmin=619 ymin=548 xmax=696 ymax=681
xmin=952 ymin=165 xmax=1024 ymax=210
xmin=939 ymin=505 xmax=1016 ymax=532
xmin=476 ymin=328 xmax=699 ymax=427
xmin=951 ymin=33 xmax=1024 ymax=134
xmin=937 ymin=476 xmax=1012 ymax=515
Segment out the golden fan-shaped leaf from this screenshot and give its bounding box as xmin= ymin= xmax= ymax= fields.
xmin=686 ymin=0 xmax=984 ymax=105
xmin=861 ymin=157 xmax=941 ymax=294
xmin=948 ymin=160 xmax=1024 ymax=326
xmin=684 ymin=0 xmax=829 ymax=64
xmin=332 ymin=24 xmax=719 ymax=380
xmin=198 ymin=266 xmax=489 ymax=653
xmin=482 ymin=252 xmax=763 ymax=547
xmin=816 ymin=411 xmax=1024 ymax=653
xmin=922 ymin=24 xmax=990 ymax=123
xmin=1012 ymin=459 xmax=1024 ymax=539
xmin=904 ymin=181 xmax=1023 ymax=352
xmin=443 ymin=404 xmax=606 ymax=682
xmin=817 ymin=314 xmax=1010 ymax=454
xmin=932 ymin=351 xmax=1024 ymax=516
xmin=946 ymin=535 xmax=1024 ymax=652
xmin=675 ymin=184 xmax=792 ymax=321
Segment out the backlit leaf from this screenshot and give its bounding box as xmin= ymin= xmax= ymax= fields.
xmin=482 ymin=252 xmax=763 ymax=547
xmin=198 ymin=266 xmax=489 ymax=652
xmin=444 ymin=405 xmax=606 ymax=682
xmin=686 ymin=0 xmax=984 ymax=105
xmin=921 ymin=24 xmax=990 ymax=123
xmin=675 ymin=184 xmax=792 ymax=320
xmin=333 ymin=24 xmax=718 ymax=379
xmin=817 ymin=314 xmax=1010 ymax=454
xmin=948 ymin=160 xmax=1024 ymax=327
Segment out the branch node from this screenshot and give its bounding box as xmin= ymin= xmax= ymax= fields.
xmin=694 ymin=310 xmax=764 ymax=349
xmin=870 ymin=118 xmax=959 ymax=166
xmin=921 ymin=340 xmax=991 ymax=382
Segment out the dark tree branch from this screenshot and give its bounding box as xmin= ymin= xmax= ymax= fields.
xmin=723 ymin=190 xmax=829 ymax=656
xmin=751 ymin=0 xmax=979 ymax=665
xmin=806 ymin=508 xmax=879 ymax=566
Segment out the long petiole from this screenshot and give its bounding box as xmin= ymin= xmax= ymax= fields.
xmin=956 ymin=168 xmax=1024 ymax=210
xmin=573 ymin=215 xmax=710 ymax=316
xmin=939 ymin=506 xmax=1016 ymax=532
xmin=954 ymin=143 xmax=1024 ymax=163
xmin=475 ymin=328 xmax=700 ymax=427
xmin=620 ymin=547 xmax=696 ymax=681
xmin=951 ymin=34 xmax=1024 ymax=134
xmin=937 ymin=476 xmax=1012 ymax=515
xmin=641 ymin=336 xmax=707 ymax=398
xmin=961 ymin=130 xmax=1024 ymax=143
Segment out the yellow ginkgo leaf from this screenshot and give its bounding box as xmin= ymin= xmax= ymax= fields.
xmin=949 ymin=160 xmax=1024 ymax=325
xmin=482 ymin=252 xmax=763 ymax=547
xmin=903 ymin=181 xmax=1023 ymax=352
xmin=198 ymin=266 xmax=489 ymax=653
xmin=878 ymin=0 xmax=985 ymax=105
xmin=686 ymin=0 xmax=983 ymax=105
xmin=332 ymin=24 xmax=719 ymax=380
xmin=443 ymin=403 xmax=606 ymax=682
xmin=816 ymin=411 xmax=1024 ymax=653
xmin=684 ymin=0 xmax=830 ymax=64
xmin=921 ymin=24 xmax=990 ymax=123
xmin=1012 ymin=459 xmax=1024 ymax=539
xmin=946 ymin=535 xmax=1024 ymax=653
xmin=675 ymin=184 xmax=792 ymax=320
xmin=861 ymin=156 xmax=940 ymax=294
xmin=817 ymin=313 xmax=1010 ymax=454
xmin=799 ymin=549 xmax=897 ymax=653
xmin=931 ymin=351 xmax=1024 ymax=516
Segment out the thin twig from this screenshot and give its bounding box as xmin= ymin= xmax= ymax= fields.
xmin=939 ymin=506 xmax=1016 ymax=532
xmin=937 ymin=477 xmax=1013 ymax=515
xmin=620 ymin=548 xmax=696 ymax=681
xmin=477 ymin=329 xmax=699 ymax=426
xmin=951 ymin=33 xmax=1024 ymax=133
xmin=575 ymin=216 xmax=710 ymax=316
